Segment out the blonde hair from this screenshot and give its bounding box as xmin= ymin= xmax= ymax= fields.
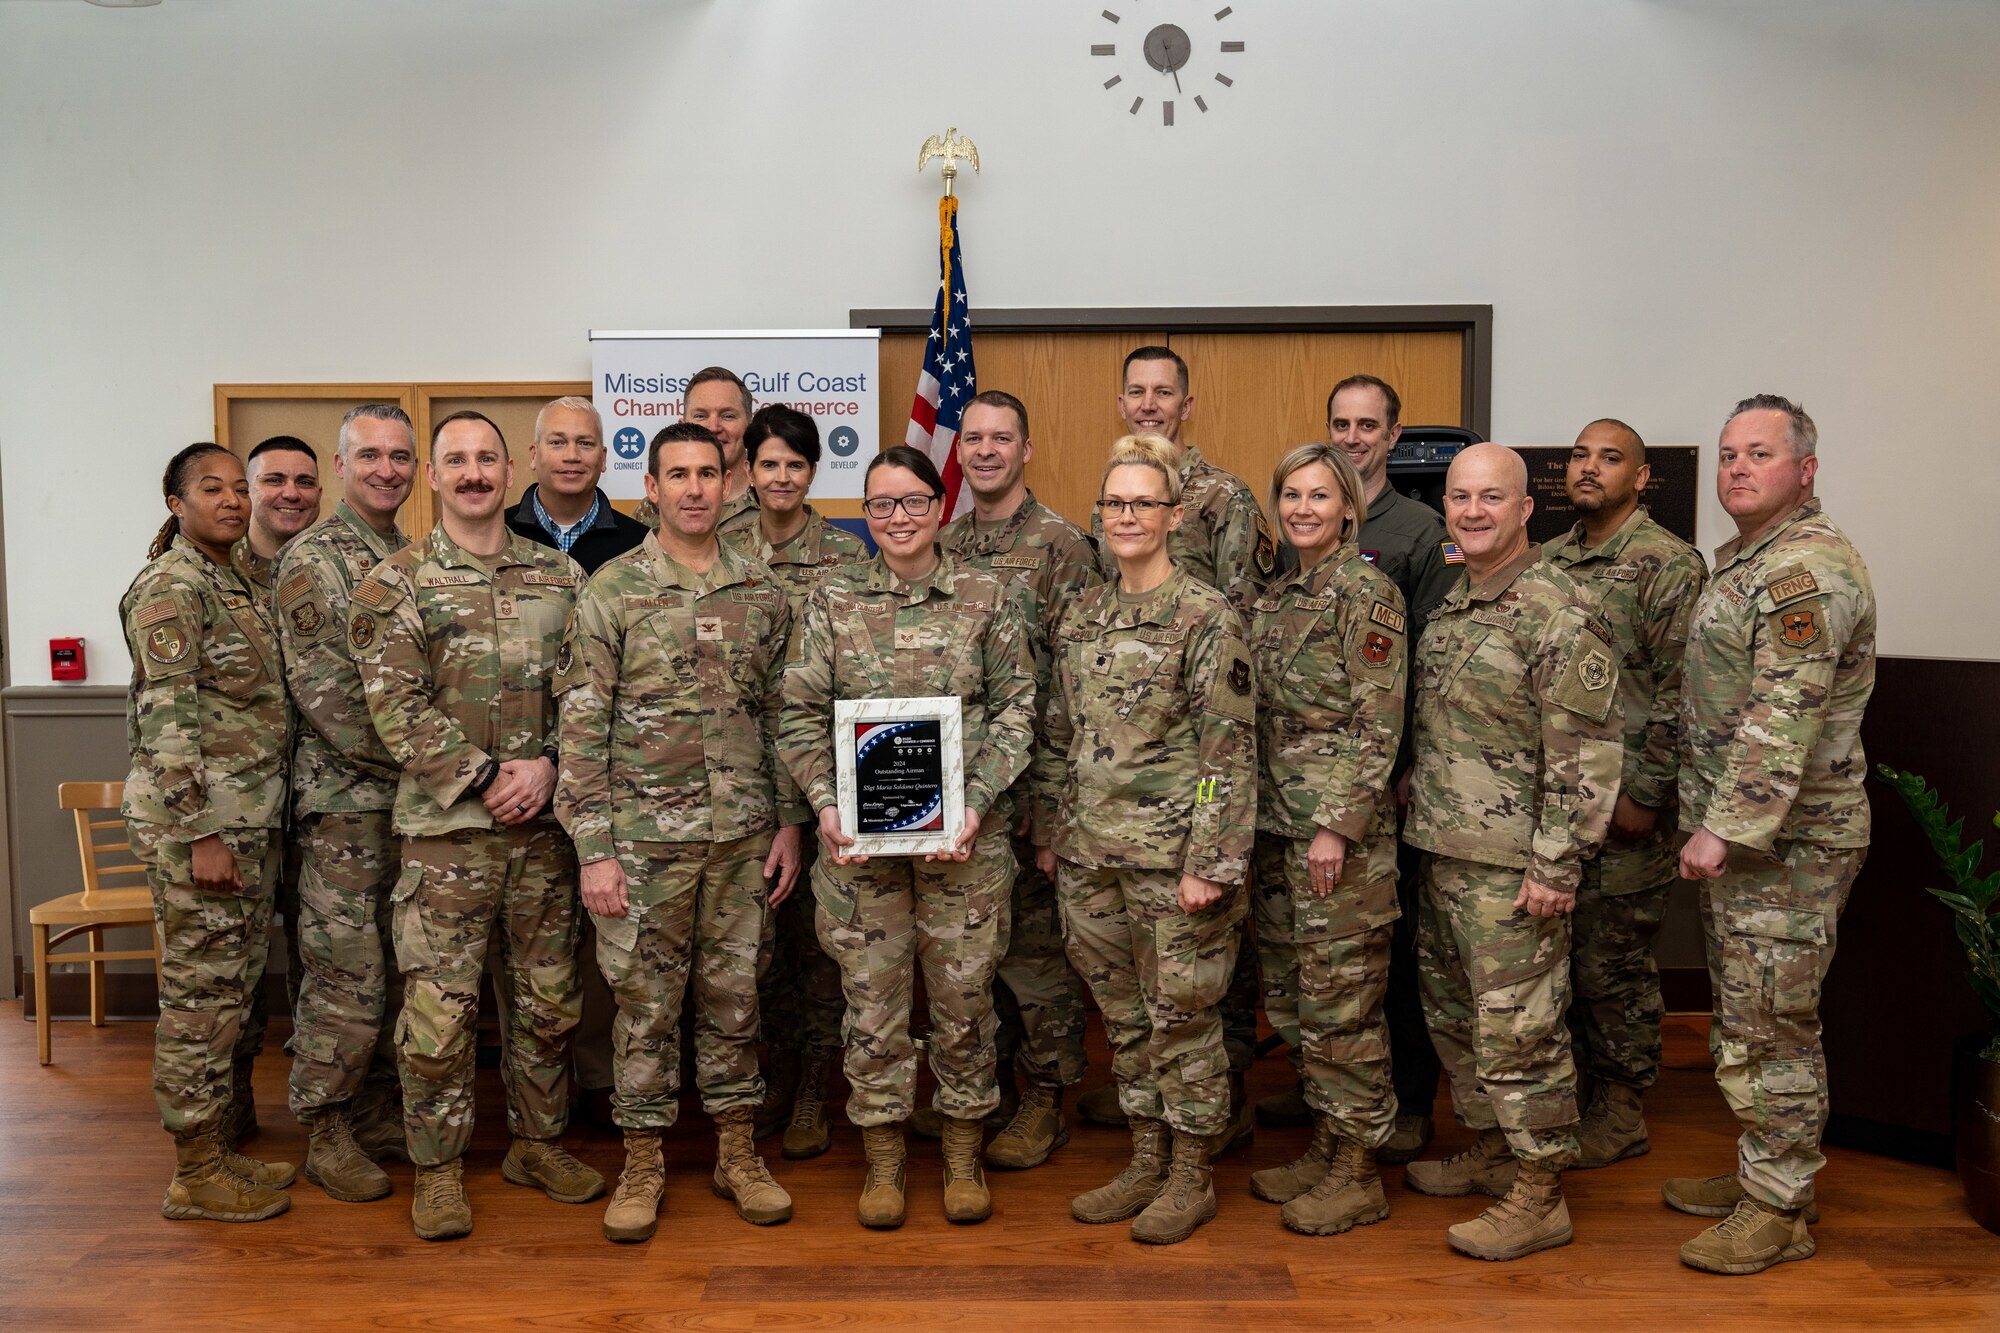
xmin=1100 ymin=433 xmax=1185 ymax=504
xmin=1270 ymin=443 xmax=1367 ymax=546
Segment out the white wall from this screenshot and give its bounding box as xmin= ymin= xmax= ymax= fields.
xmin=3 ymin=0 xmax=1997 ymax=679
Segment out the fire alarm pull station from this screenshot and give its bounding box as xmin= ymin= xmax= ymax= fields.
xmin=51 ymin=638 xmax=86 ymax=681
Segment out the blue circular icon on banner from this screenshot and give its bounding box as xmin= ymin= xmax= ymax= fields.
xmin=612 ymin=426 xmax=646 ymax=460
xmin=828 ymin=426 xmax=860 ymax=458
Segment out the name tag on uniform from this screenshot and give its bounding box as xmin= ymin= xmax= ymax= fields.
xmin=1599 ymin=564 xmax=1641 ymax=582
xmin=420 ymin=573 xmax=481 ymax=587
xmin=520 ymin=572 xmax=576 ymax=587
xmin=895 ymin=627 xmax=921 ymax=650
xmin=1295 ymin=595 xmax=1333 ymax=612
xmin=697 ymin=616 xmax=724 ymax=641
xmin=992 ymin=554 xmax=1043 ymax=570
xmin=496 ymin=595 xmax=517 ymax=619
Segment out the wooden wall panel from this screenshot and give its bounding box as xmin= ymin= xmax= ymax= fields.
xmin=880 ymin=329 xmax=1462 ymax=532
xmin=1170 ymin=330 xmax=1464 ymax=514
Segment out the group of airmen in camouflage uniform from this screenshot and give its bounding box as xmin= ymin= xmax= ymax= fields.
xmin=120 ymin=345 xmax=1871 ymax=1274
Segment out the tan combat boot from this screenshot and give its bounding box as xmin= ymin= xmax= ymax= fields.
xmin=1255 ymin=1075 xmax=1313 ymax=1128
xmin=602 ymin=1129 xmax=665 ymax=1243
xmin=1249 ymin=1114 xmax=1335 ymax=1203
xmin=781 ymin=1052 xmax=833 ymax=1160
xmin=1283 ymin=1135 xmax=1390 ymax=1236
xmin=712 ymin=1105 xmax=793 ymax=1225
xmin=1072 ymin=1118 xmax=1169 ymax=1223
xmin=502 ymin=1136 xmax=607 ymax=1203
xmin=857 ymin=1123 xmax=907 ymax=1229
xmin=1446 ymin=1162 xmax=1573 ymax=1260
xmin=985 ymin=1083 xmax=1068 ymax=1170
xmin=1378 ymin=1111 xmax=1434 ymax=1165
xmin=940 ymin=1115 xmax=993 ymax=1223
xmin=411 ymin=1158 xmax=472 ymax=1240
xmin=1679 ymin=1197 xmax=1815 ymax=1274
xmin=303 ymin=1107 xmax=391 ymax=1201
xmin=1131 ymin=1128 xmax=1220 ymax=1245
xmin=916 ymin=1068 xmax=1018 ymax=1139
xmin=1077 ymin=1081 xmax=1127 ymax=1127
xmin=1217 ymin=1070 xmax=1254 ymax=1157
xmin=1574 ymin=1082 xmax=1651 ymax=1169
xmin=161 ymin=1130 xmax=291 ymax=1223
xmin=1404 ymin=1127 xmax=1518 ymax=1198
xmin=754 ymin=1045 xmax=801 ymax=1140
xmin=1662 ymin=1172 xmax=1819 ymax=1223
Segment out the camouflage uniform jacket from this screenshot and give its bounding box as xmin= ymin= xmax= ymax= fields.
xmin=232 ymin=539 xmax=279 ymax=600
xmin=120 ymin=535 xmax=288 ymax=836
xmin=1678 ymin=498 xmax=1874 ymax=851
xmin=779 ymin=552 xmax=1038 ymax=823
xmin=350 ymin=525 xmax=583 ymax=836
xmin=1092 ymin=444 xmax=1276 ymax=618
xmin=555 ymin=534 xmax=807 ymax=865
xmin=719 ymin=503 xmax=868 ymax=619
xmin=1544 ymin=506 xmax=1708 ymax=809
xmin=1251 ymin=544 xmax=1407 ymax=886
xmin=1404 ymin=543 xmax=1624 ymax=892
xmin=1040 ymin=567 xmax=1258 ymax=885
xmin=274 ymin=500 xmax=410 ymax=816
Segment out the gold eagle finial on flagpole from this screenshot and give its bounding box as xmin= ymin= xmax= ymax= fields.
xmin=917 ymin=127 xmax=980 ymax=197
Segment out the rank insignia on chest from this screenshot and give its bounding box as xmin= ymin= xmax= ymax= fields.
xmin=289 ymin=601 xmax=323 ymax=636
xmin=1441 ymin=541 xmax=1464 ymax=565
xmin=696 ymin=616 xmax=724 ymax=641
xmin=495 ymin=596 xmax=517 ymax=619
xmin=1779 ymin=609 xmax=1821 ymax=648
xmin=349 ymin=613 xmax=377 ymax=652
xmin=1362 ymin=631 xmax=1393 ymax=666
xmin=1578 ymin=648 xmax=1613 ymax=691
xmin=895 ymin=627 xmax=921 ymax=650
xmin=146 ymin=623 xmax=190 ymax=664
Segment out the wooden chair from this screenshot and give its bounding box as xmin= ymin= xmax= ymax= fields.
xmin=29 ymin=781 xmax=160 ymax=1065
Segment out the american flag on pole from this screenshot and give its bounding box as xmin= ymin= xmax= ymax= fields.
xmin=905 ymin=194 xmax=974 ymax=521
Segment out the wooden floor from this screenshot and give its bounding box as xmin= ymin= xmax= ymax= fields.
xmin=3 ymin=1005 xmax=1994 ymax=1331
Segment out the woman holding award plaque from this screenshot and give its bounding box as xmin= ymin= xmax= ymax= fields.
xmin=777 ymin=445 xmax=1038 ymax=1230
xmin=1032 ymin=433 xmax=1259 ymax=1247
xmin=1242 ymin=444 xmax=1407 ymax=1239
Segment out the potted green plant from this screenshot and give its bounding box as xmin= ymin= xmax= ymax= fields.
xmin=1877 ymin=765 xmax=2000 ymax=1234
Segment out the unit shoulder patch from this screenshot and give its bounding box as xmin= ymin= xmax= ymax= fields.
xmin=348 ymin=612 xmax=379 ymax=653
xmin=1550 ymin=627 xmax=1617 ymax=723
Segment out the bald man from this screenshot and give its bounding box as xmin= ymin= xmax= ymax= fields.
xmin=1543 ymin=420 xmax=1707 ymax=1169
xmin=1401 ymin=444 xmax=1624 ymax=1261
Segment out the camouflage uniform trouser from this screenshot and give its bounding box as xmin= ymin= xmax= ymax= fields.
xmin=1252 ymin=833 xmax=1398 ymax=1147
xmin=287 ymin=810 xmax=405 ymax=1119
xmin=392 ymin=824 xmax=579 ymax=1166
xmin=1416 ymin=854 xmax=1579 ymax=1168
xmin=993 ymin=831 xmax=1088 ymax=1089
xmin=814 ymin=825 xmax=1013 ymax=1128
xmin=1058 ymin=861 xmax=1244 ymax=1138
xmin=1568 ymin=829 xmax=1676 ymax=1091
xmin=758 ymin=840 xmax=843 ymax=1059
xmin=1699 ymin=839 xmax=1864 ymax=1211
xmin=129 ymin=821 xmax=279 ymax=1137
xmin=591 ymin=833 xmax=772 ymax=1128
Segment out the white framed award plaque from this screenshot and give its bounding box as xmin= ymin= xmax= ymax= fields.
xmin=833 ymin=696 xmax=965 ymax=858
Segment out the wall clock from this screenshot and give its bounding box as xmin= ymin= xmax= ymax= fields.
xmin=1091 ymin=5 xmax=1246 ymax=126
